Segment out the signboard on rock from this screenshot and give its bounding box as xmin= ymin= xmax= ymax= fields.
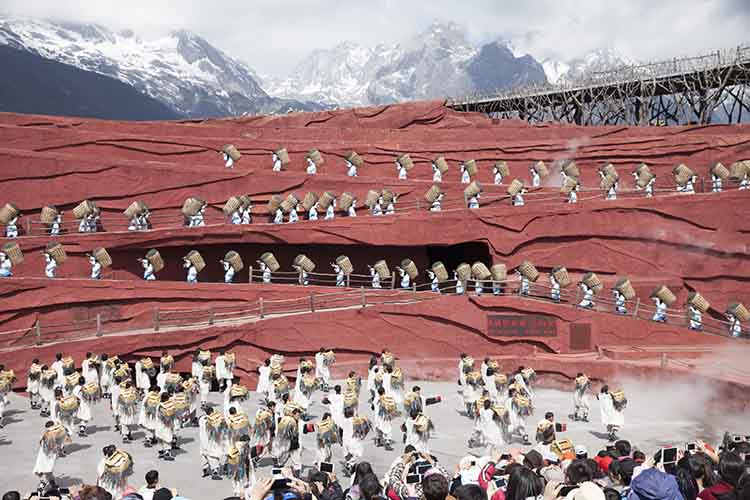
xmin=487 ymin=315 xmax=557 ymax=338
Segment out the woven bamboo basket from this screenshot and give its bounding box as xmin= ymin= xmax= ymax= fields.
xmin=397 ymin=154 xmax=414 ymax=171
xmin=293 ymin=254 xmax=316 ymax=273
xmin=346 ymin=151 xmax=364 ymax=167
xmin=93 ymin=247 xmax=112 ymax=268
xmin=600 ymin=163 xmax=618 ymax=180
xmin=471 ymin=262 xmax=491 ymax=280
xmin=267 ymin=195 xmax=283 ymax=214
xmin=651 ymin=285 xmax=677 ymax=306
xmin=464 ymin=159 xmax=478 ymax=177
xmin=507 ymin=178 xmax=524 ymax=196
xmin=104 ymin=449 xmax=133 ymax=474
xmin=183 ymin=250 xmax=206 ymax=272
xmin=491 ymin=263 xmax=507 ymax=281
xmin=223 ymin=196 xmax=243 ymax=216
xmin=344 ymin=391 xmax=359 ymax=409
xmin=562 ymin=161 xmax=580 ymax=178
xmin=518 ymin=260 xmax=539 ymax=282
xmin=301 ymin=192 xmax=319 ymax=211
xmin=424 ymin=185 xmax=442 ymax=203
xmin=600 ymin=173 xmax=617 ymax=190
xmin=464 ymin=180 xmax=482 ymax=199
xmin=561 ymin=177 xmax=578 ymax=195
xmin=673 ymin=164 xmax=694 ymax=186
xmin=611 ymin=389 xmax=627 ymax=404
xmin=225 ymin=251 xmax=244 ymax=272
xmin=40 ymin=206 xmax=59 ymax=225
xmin=239 ymin=195 xmax=252 ymax=208
xmin=146 ymin=249 xmax=164 ymax=272
xmin=456 ymin=262 xmax=472 ymax=281
xmin=533 ymin=161 xmax=549 ymax=177
xmin=381 ymin=190 xmax=395 ymax=204
xmin=637 ymin=170 xmax=655 ymax=189
xmin=82 ymin=381 xmax=100 ymax=399
xmin=123 ymin=201 xmax=147 ymax=219
xmin=45 ymin=243 xmax=67 ymax=263
xmin=338 ymin=192 xmax=355 ymax=212
xmin=551 ymin=439 xmax=574 ymax=458
xmin=551 ymin=266 xmax=571 ymax=287
xmin=73 ymin=200 xmax=95 ymax=219
xmin=281 ymin=194 xmax=299 ymax=213
xmin=307 ymin=149 xmax=324 ymax=165
xmin=365 ymin=190 xmax=380 ymax=208
xmin=614 ymin=278 xmax=636 ymax=300
xmin=686 ymin=291 xmax=710 ymax=312
xmin=259 ymin=252 xmax=280 ymax=272
xmin=401 ymin=259 xmax=418 ymax=280
xmin=60 ymin=395 xmax=79 ymax=412
xmin=575 ymin=375 xmax=589 ymax=388
xmin=374 ymin=260 xmax=390 ymax=279
xmin=434 ymin=156 xmax=449 ymax=174
xmin=711 ymin=162 xmax=730 ymax=180
xmin=275 ymin=148 xmax=291 ymax=165
xmin=582 ymin=272 xmax=603 ymax=294
xmin=729 ymin=161 xmax=749 ymax=180
xmin=181 ymin=197 xmax=204 ymax=217
xmin=495 ymin=161 xmax=510 ymax=177
xmin=222 ymin=144 xmax=241 ymax=161
xmin=335 ymin=255 xmax=353 ymax=275
xmin=431 ymin=261 xmax=449 ymax=282
xmin=228 ymin=413 xmax=250 ymax=430
xmin=317 ymin=192 xmax=336 ymax=210
xmin=727 ymin=302 xmax=750 ymax=322
xmin=635 ymin=163 xmax=650 ymax=177
xmin=2 ymin=242 xmax=23 ymax=265
xmin=159 ymin=400 xmax=177 ymax=418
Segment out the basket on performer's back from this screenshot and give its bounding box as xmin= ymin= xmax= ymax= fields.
xmin=223 ymin=196 xmax=243 ymax=216
xmin=673 ymin=164 xmax=694 ymax=186
xmin=338 ymin=192 xmax=355 ymax=212
xmin=562 ymin=161 xmax=580 ymax=178
xmin=365 ymin=190 xmax=380 ymax=208
xmin=93 ymin=247 xmax=112 ymax=268
xmin=184 ymin=250 xmax=206 ymax=272
xmin=346 ymin=151 xmax=364 ymax=167
xmin=260 ymin=252 xmax=280 ymax=272
xmin=293 ymin=254 xmax=316 ymax=273
xmin=650 ymin=285 xmax=676 ymax=306
xmin=434 ymin=156 xmax=449 ymax=174
xmin=431 ymin=261 xmax=449 ymax=282
xmin=601 ymin=173 xmax=617 ymax=190
xmin=518 ymin=260 xmax=539 ymax=282
xmin=374 ymin=260 xmax=390 ymax=279
xmin=0 ymin=203 xmax=19 ymax=225
xmin=40 ymin=206 xmax=59 ymax=225
xmin=464 ymin=181 xmax=482 ymax=199
xmin=280 ymin=194 xmax=299 ymax=213
xmin=301 ymin=192 xmax=319 ymax=211
xmin=727 ymin=302 xmax=750 ymax=321
xmin=146 ymin=249 xmax=164 ymax=272
xmin=582 ymin=272 xmax=603 ymax=294
xmin=123 ymin=201 xmax=148 ymax=219
xmin=181 ymin=197 xmax=205 ymax=217
xmin=551 ymin=266 xmax=572 ymax=287
xmin=401 ymin=259 xmax=418 ymax=280
xmin=495 ymin=161 xmax=510 ymax=177
xmin=225 ymin=251 xmax=244 ymax=272
xmin=561 ymin=177 xmax=578 ymax=195
xmin=335 ymin=255 xmax=353 ymax=275
xmin=614 ymin=278 xmax=636 ymax=300
xmin=424 ymin=185 xmax=442 ymax=203
xmin=533 ymin=161 xmax=549 ymax=178
xmin=611 ymin=389 xmax=627 ymax=410
xmin=686 ymin=291 xmax=710 ymax=312
xmin=490 ymin=263 xmax=507 ymax=282
xmin=104 ymin=449 xmax=133 ymax=475
xmin=397 ymin=154 xmax=414 ymax=171
xmin=471 ymin=262 xmax=491 ymax=281
xmin=222 ymin=144 xmax=242 ymax=161
xmin=317 ymin=192 xmax=336 ymax=210
xmin=507 ymin=178 xmax=524 ymax=196
xmin=307 ymin=149 xmax=324 ymax=165
xmin=463 ymin=159 xmax=478 ymax=177
xmin=711 ymin=162 xmax=730 ymax=180
xmin=46 ymin=243 xmax=67 ymax=263
xmin=275 ymin=148 xmax=291 ymax=165
xmin=729 ymin=161 xmax=750 ymax=180
xmin=2 ymin=242 xmax=23 ymax=265
xmin=456 ymin=262 xmax=472 ymax=281
xmin=381 ymin=190 xmax=395 ymax=204
xmin=600 ymin=163 xmax=618 ymax=180
xmin=267 ymin=195 xmax=283 ymax=214
xmin=73 ymin=200 xmax=96 ymax=219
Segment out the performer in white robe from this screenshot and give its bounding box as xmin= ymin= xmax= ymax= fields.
xmin=39 ymin=368 xmax=56 ymax=417
xmin=512 ymin=189 xmax=526 ymax=206
xmin=403 ymin=410 xmax=432 ymax=455
xmin=382 ymin=367 xmax=403 ymax=406
xmin=614 ymin=289 xmax=627 ymax=314
xmin=347 ymin=199 xmax=358 ymax=217
xmin=430 ymin=193 xmax=443 ymax=212
xmin=432 ymin=163 xmax=443 ymax=183
xmin=134 ymin=359 xmax=152 ymax=393
xmin=573 ymin=373 xmax=591 ymax=422
xmin=342 ymin=409 xmax=367 ymax=476
xmin=326 ymin=385 xmax=345 ymax=430
xmin=427 ymin=270 xmax=440 ymax=293
xmin=397 ymin=267 xmax=411 ymax=289
xmin=454 ymin=271 xmax=465 ymax=295
xmin=44 ymin=253 xmax=58 ymax=278
xmin=325 ymin=199 xmax=336 ymax=220
xmin=241 ymin=203 xmax=253 ymax=225
xmin=727 ymin=313 xmax=743 ymax=338
xmin=97 ymin=446 xmax=134 ymax=500
xmin=652 ymin=297 xmax=667 ymax=322
xmin=711 ymin=172 xmax=723 ymax=192
xmin=73 ymin=379 xmax=93 ymax=436
xmin=479 ymin=399 xmax=506 ymax=454
xmin=369 ymin=266 xmax=381 ymax=288
xmin=184 ymin=258 xmax=198 ymax=283
xmin=346 ymin=160 xmax=358 ymax=177
xmin=222 ymin=259 xmax=235 ymax=284
xmin=550 ymin=274 xmax=560 ymax=302
xmin=0 ymin=252 xmax=12 ymax=277
xmin=50 ymin=212 xmax=63 ymax=235
xmin=82 ymin=354 xmax=99 ymax=385
xmin=493 ymin=166 xmax=504 ymax=185
xmin=28 ymin=360 xmax=42 ymax=409
xmin=306 ymin=158 xmax=317 ymax=175
xmin=309 ymin=203 xmax=319 ymax=221
xmin=156 ymin=393 xmax=176 ymax=460
xmin=333 ymin=263 xmax=346 ymax=287
xmin=256 ymin=359 xmax=271 ymax=399
xmin=215 ymin=352 xmax=233 ymax=391
xmin=34 ymin=422 xmax=63 ymax=492
xmin=373 ymin=388 xmax=395 ymax=451
xmin=568 ymin=184 xmax=579 ymax=204
xmin=140 ymin=387 xmax=160 ymax=447
xmin=200 ymin=406 xmax=226 ymax=479
xmin=272 ymin=153 xmax=282 ymax=172
xmin=468 ymin=193 xmax=480 ymax=209
xmin=89 ymin=255 xmax=102 ymax=280
xmin=517 ymin=272 xmax=530 ymax=296
xmin=366 ymin=358 xmax=379 ymax=404
xmin=199 ymin=364 xmax=213 ymax=407
xmin=578 ymin=282 xmax=595 ymax=309
xmin=598 ymin=385 xmax=624 ymax=441
xmin=460 ymin=165 xmax=471 ymax=184
xmin=505 ymin=390 xmax=531 ymax=445
xmin=288 ymin=206 xmax=299 ymax=223
xmin=315 ymin=349 xmax=332 ymax=390
xmin=223 ymin=152 xmax=234 ymax=169
xmin=117 ymin=383 xmax=139 ymax=442
xmin=397 ymin=162 xmax=408 ymax=180
xmin=140 ymin=258 xmax=156 ymax=281
xmin=530 ymin=167 xmax=541 ymax=187
xmin=678 ymin=176 xmax=697 ymax=194
xmin=688 ymin=305 xmax=703 ymax=331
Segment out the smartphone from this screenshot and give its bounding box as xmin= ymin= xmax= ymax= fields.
xmin=271 ymin=478 xmax=290 ymax=490
xmin=417 ymin=464 xmax=431 ymax=475
xmin=406 ymin=474 xmax=422 ymax=484
xmin=661 ymin=447 xmax=678 ymax=464
xmin=272 ymin=467 xmax=283 ymax=476
xmin=559 ymin=485 xmax=578 ymax=497
xmin=320 ymin=462 xmax=334 ymax=473
xmin=59 ymin=489 xmax=71 ymax=495
xmin=494 ymin=478 xmax=507 ymax=489
xmin=686 ymin=443 xmax=697 ymax=453
xmin=733 ymin=435 xmax=743 ymax=442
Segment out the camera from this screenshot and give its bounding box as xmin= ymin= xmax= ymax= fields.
xmin=494 ymin=478 xmax=507 ymax=489
xmin=406 ymin=474 xmax=422 ymax=484
xmin=686 ymin=443 xmax=697 ymax=453
xmin=320 ymin=462 xmax=334 ymax=473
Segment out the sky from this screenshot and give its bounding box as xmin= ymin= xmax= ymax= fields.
xmin=1 ymin=0 xmax=748 ymax=75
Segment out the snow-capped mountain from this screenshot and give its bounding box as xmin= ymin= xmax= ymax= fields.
xmin=0 ymin=17 xmax=323 ymax=117
xmin=542 ymin=48 xmax=634 ymax=85
xmin=263 ymin=22 xmax=547 ymax=107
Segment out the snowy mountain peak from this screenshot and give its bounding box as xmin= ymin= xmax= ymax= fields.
xmin=543 ymin=47 xmax=634 ymax=84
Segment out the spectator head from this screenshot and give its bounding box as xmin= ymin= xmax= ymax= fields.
xmin=614 ymin=440 xmax=632 ymax=458
xmin=360 ymin=473 xmax=383 ymax=500
xmin=404 ymin=445 xmax=417 ymax=454
xmin=675 ymin=464 xmax=699 ymax=500
xmin=680 ymin=453 xmax=715 ymax=488
xmin=601 ymin=385 xmax=609 ymax=394
xmin=608 ymin=459 xmax=634 ymax=486
xmin=334 ymin=385 xmax=342 ymax=395
xmin=422 ymin=473 xmax=449 ymax=500
xmin=2 ymin=492 xmax=21 ymax=500
xmin=567 ymin=459 xmax=594 ymax=484
xmin=103 ymin=445 xmax=117 ymax=458
xmin=523 ymin=450 xmax=544 ymax=470
xmin=545 ymin=412 xmax=555 ymax=422
xmin=483 ymin=399 xmax=492 ymax=410
xmin=505 ymin=466 xmax=544 ymax=500
xmin=56 ymin=353 xmax=62 ymax=360
xmin=454 ymin=485 xmax=486 ymax=500
xmin=585 ymin=459 xmax=606 ymax=480
xmin=369 ymin=356 xmax=378 ymax=368
xmin=719 ymin=452 xmax=745 ymax=487
xmin=264 ymin=358 xmax=271 ymax=366
xmin=77 ymin=485 xmax=113 ymax=500
xmin=633 ymin=450 xmax=646 ymax=463
xmin=378 ymin=387 xmax=385 ymax=396
xmin=602 ymin=488 xmax=621 ymax=500
xmin=204 ymin=406 xmax=214 ymax=415
xmin=145 ymin=470 xmax=159 ymax=486
xmin=153 ymin=488 xmax=174 ymax=500
xmin=353 ymin=462 xmax=375 ymax=485
xmin=160 ymin=392 xmax=170 ymax=403
xmin=412 ymin=385 xmax=421 ymax=393
xmin=32 ymin=358 xmax=39 ymax=364
xmin=737 ymin=472 xmax=750 ymax=500
xmin=576 ymin=445 xmax=589 ymax=460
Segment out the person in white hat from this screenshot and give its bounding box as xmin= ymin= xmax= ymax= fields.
xmin=575 ymin=444 xmax=588 ymax=459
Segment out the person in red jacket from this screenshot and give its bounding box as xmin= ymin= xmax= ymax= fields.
xmin=698 ymin=452 xmax=744 ymax=500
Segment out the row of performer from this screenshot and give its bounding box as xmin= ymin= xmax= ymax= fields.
xmin=4 ymin=159 xmax=750 ymax=238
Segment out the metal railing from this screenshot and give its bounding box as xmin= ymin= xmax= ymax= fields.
xmin=0 ymin=276 xmax=745 ymax=352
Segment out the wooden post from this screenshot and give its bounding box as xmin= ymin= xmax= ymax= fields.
xmin=154 ymin=307 xmax=160 ymax=332
xmin=259 ymin=298 xmax=264 ymax=319
xmin=310 ymin=293 xmax=315 ymax=313
xmin=26 ymin=217 xmax=32 ymax=236
xmin=361 ymin=287 xmax=366 ymax=308
xmin=346 ymin=275 xmax=350 ymax=288
xmin=35 ymin=320 xmax=41 ymax=345
xmin=412 ymin=282 xmax=417 ymax=295
xmin=416 ymin=200 xmax=421 ymax=211
xmin=208 ymin=308 xmax=214 ymax=326
xmin=390 ymin=274 xmax=395 ymax=289
xmin=660 ymin=353 xmax=667 ymax=369
xmin=249 ymin=266 xmax=253 ymax=284
xmin=633 ymin=298 xmax=640 ymax=317
xmin=96 ymin=313 xmax=102 ymax=337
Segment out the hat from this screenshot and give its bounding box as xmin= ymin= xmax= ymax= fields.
xmin=575 ymin=445 xmax=589 ymax=457
xmin=153 ymin=488 xmax=174 ymax=500
xmin=523 ymin=449 xmax=544 ymax=469
xmin=541 ymin=465 xmax=565 ymax=483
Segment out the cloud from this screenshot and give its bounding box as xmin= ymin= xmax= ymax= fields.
xmin=0 ymin=0 xmax=747 ymax=75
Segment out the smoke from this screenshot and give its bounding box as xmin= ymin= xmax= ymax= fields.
xmin=541 ymin=137 xmax=592 ymax=188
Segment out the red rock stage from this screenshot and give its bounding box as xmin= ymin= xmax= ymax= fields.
xmin=0 ymin=101 xmax=748 ymax=408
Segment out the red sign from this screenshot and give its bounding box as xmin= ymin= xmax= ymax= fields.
xmin=487 ymin=315 xmax=557 ymax=337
